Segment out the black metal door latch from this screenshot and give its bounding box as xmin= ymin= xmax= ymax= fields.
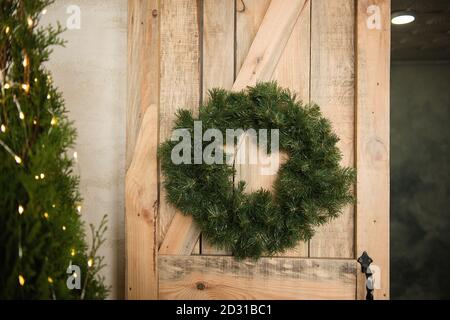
xmin=357 ymin=251 xmax=374 ymax=300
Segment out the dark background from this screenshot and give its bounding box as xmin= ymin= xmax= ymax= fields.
xmin=391 ymin=0 xmax=450 ymax=299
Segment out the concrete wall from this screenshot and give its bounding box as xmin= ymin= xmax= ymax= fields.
xmin=42 ymin=0 xmax=127 ymax=299
xmin=391 ymin=62 xmax=450 ymax=299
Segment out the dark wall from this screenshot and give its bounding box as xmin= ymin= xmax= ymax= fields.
xmin=391 ymin=62 xmax=450 ymax=299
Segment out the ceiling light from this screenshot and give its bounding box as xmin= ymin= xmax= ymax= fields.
xmin=391 ymin=11 xmax=416 ymax=25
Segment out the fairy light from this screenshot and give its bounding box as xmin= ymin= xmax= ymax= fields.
xmin=73 ymin=151 xmax=78 ymax=160
xmin=18 ymin=205 xmax=24 ymax=215
xmin=87 ymin=258 xmax=93 ymax=268
xmin=62 ymin=225 xmax=66 ymax=231
xmin=40 ymin=173 xmax=45 ymax=179
xmin=34 ymin=175 xmax=39 ymax=180
xmin=22 ymin=55 xmax=29 ymax=68
xmin=47 ymin=277 xmax=53 ymax=284
xmin=1 ymin=124 xmax=6 ymax=133
xmin=27 ymin=17 xmax=33 ymax=28
xmin=21 ymin=83 xmax=29 ymax=93
xmin=50 ymin=116 xmax=57 ymax=126
xmin=34 ymin=78 xmax=38 ymax=83
xmin=76 ymin=205 xmax=82 ymax=213
xmin=43 ymin=212 xmax=49 ymax=219
xmin=73 ymin=272 xmax=78 ymax=279
xmin=19 ymin=274 xmax=25 ymax=286
xmin=5 ymin=26 xmax=10 ymax=34
xmin=70 ymin=248 xmax=76 ymax=257
xmin=19 ymin=111 xmax=25 ymax=120
xmin=14 ymin=155 xmax=22 ymax=164
xmin=42 ymin=9 xmax=48 ymax=15
xmin=47 ymin=94 xmax=51 ymax=100
xmin=4 ymin=83 xmax=10 ymax=89
xmin=33 ymin=119 xmax=37 ymax=125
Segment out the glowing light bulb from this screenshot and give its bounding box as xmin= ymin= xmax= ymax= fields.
xmin=71 ymin=248 xmax=76 ymax=257
xmin=51 ymin=117 xmax=57 ymax=126
xmin=35 ymin=175 xmax=39 ymax=180
xmin=19 ymin=274 xmax=25 ymax=286
xmin=43 ymin=212 xmax=49 ymax=219
xmin=87 ymin=258 xmax=93 ymax=268
xmin=47 ymin=277 xmax=53 ymax=284
xmin=62 ymin=225 xmax=66 ymax=231
xmin=14 ymin=155 xmax=22 ymax=164
xmin=47 ymin=94 xmax=51 ymax=100
xmin=52 ymin=204 xmax=56 ymax=208
xmin=22 ymin=56 xmax=29 ymax=68
xmin=34 ymin=78 xmax=38 ymax=83
xmin=27 ymin=17 xmax=33 ymax=28
xmin=42 ymin=9 xmax=48 ymax=15
xmin=5 ymin=26 xmax=10 ymax=34
xmin=1 ymin=124 xmax=6 ymax=133
xmin=21 ymin=83 xmax=29 ymax=93
xmin=73 ymin=272 xmax=78 ymax=279
xmin=73 ymin=151 xmax=78 ymax=160
xmin=4 ymin=83 xmax=10 ymax=90
xmin=76 ymin=205 xmax=82 ymax=213
xmin=40 ymin=173 xmax=45 ymax=179
xmin=33 ymin=119 xmax=37 ymax=125
xmin=19 ymin=112 xmax=25 ymax=120
xmin=18 ymin=205 xmax=24 ymax=215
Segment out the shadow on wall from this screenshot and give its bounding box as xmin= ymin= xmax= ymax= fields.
xmin=391 ymin=62 xmax=450 ymax=299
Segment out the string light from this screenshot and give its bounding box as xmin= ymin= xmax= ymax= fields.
xmin=1 ymin=124 xmax=6 ymax=133
xmin=50 ymin=116 xmax=57 ymax=126
xmin=22 ymin=55 xmax=29 ymax=68
xmin=14 ymin=155 xmax=22 ymax=164
xmin=21 ymin=83 xmax=30 ymax=93
xmin=73 ymin=272 xmax=78 ymax=279
xmin=71 ymin=248 xmax=76 ymax=257
xmin=33 ymin=119 xmax=37 ymax=125
xmin=34 ymin=175 xmax=39 ymax=180
xmin=19 ymin=274 xmax=25 ymax=286
xmin=18 ymin=205 xmax=24 ymax=215
xmin=47 ymin=94 xmax=51 ymax=100
xmin=27 ymin=17 xmax=33 ymax=28
xmin=76 ymin=205 xmax=82 ymax=213
xmin=47 ymin=277 xmax=53 ymax=284
xmin=87 ymin=258 xmax=93 ymax=268
xmin=43 ymin=212 xmax=49 ymax=219
xmin=40 ymin=173 xmax=45 ymax=179
xmin=52 ymin=204 xmax=56 ymax=208
xmin=5 ymin=26 xmax=10 ymax=34
xmin=19 ymin=111 xmax=25 ymax=120
xmin=3 ymin=83 xmax=10 ymax=89
xmin=34 ymin=78 xmax=38 ymax=83
xmin=73 ymin=151 xmax=78 ymax=160
xmin=42 ymin=9 xmax=48 ymax=15
xmin=62 ymin=225 xmax=66 ymax=231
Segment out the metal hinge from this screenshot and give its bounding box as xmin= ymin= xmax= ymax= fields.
xmin=357 ymin=251 xmax=374 ymax=300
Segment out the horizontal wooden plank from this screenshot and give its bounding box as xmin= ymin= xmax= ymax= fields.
xmin=159 ymin=255 xmax=357 ymax=300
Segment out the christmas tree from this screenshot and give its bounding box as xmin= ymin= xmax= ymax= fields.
xmin=0 ymin=0 xmax=108 ymax=299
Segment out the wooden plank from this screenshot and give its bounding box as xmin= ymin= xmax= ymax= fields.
xmin=232 ymin=0 xmax=308 ymax=91
xmin=309 ymin=0 xmax=355 ymax=259
xmin=200 ymin=0 xmax=235 ymax=255
xmin=356 ymin=0 xmax=390 ymax=300
xmin=161 ymin=0 xmax=305 ymax=255
xmin=158 ymin=0 xmax=201 ymax=247
xmin=126 ymin=0 xmax=159 ymax=170
xmin=125 ymin=107 xmax=159 ymax=299
xmin=270 ymin=0 xmax=310 ymax=258
xmin=159 ymin=213 xmax=201 ymax=255
xmin=126 ymin=0 xmax=159 ymax=300
xmin=159 ymin=255 xmax=357 ymax=300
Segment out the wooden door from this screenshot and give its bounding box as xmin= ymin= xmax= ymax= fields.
xmin=126 ymin=0 xmax=390 ymax=300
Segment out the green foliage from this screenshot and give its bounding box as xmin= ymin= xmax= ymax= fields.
xmin=0 ymin=0 xmax=108 ymax=299
xmin=159 ymin=82 xmax=355 ymax=259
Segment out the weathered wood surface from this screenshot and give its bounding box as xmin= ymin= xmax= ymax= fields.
xmin=126 ymin=0 xmax=159 ymax=300
xmin=159 ymin=255 xmax=357 ymax=300
xmin=356 ymin=0 xmax=390 ymax=299
xmin=309 ymin=0 xmax=355 ymax=259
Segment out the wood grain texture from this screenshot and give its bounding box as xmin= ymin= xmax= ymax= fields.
xmin=232 ymin=0 xmax=308 ymax=91
xmin=309 ymin=0 xmax=355 ymax=259
xmin=126 ymin=106 xmax=159 ymax=299
xmin=356 ymin=0 xmax=390 ymax=299
xmin=158 ymin=0 xmax=201 ymax=248
xmin=200 ymin=0 xmax=235 ymax=255
xmin=159 ymin=213 xmax=201 ymax=255
xmin=126 ymin=0 xmax=159 ymax=170
xmin=126 ymin=0 xmax=159 ymax=300
xmin=159 ymin=255 xmax=357 ymax=300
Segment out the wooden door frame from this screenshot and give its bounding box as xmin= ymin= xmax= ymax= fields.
xmin=125 ymin=0 xmax=390 ymax=300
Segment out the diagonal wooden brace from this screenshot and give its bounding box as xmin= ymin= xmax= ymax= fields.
xmin=159 ymin=0 xmax=309 ymax=255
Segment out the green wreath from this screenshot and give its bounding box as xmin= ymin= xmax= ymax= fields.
xmin=159 ymin=82 xmax=355 ymax=259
